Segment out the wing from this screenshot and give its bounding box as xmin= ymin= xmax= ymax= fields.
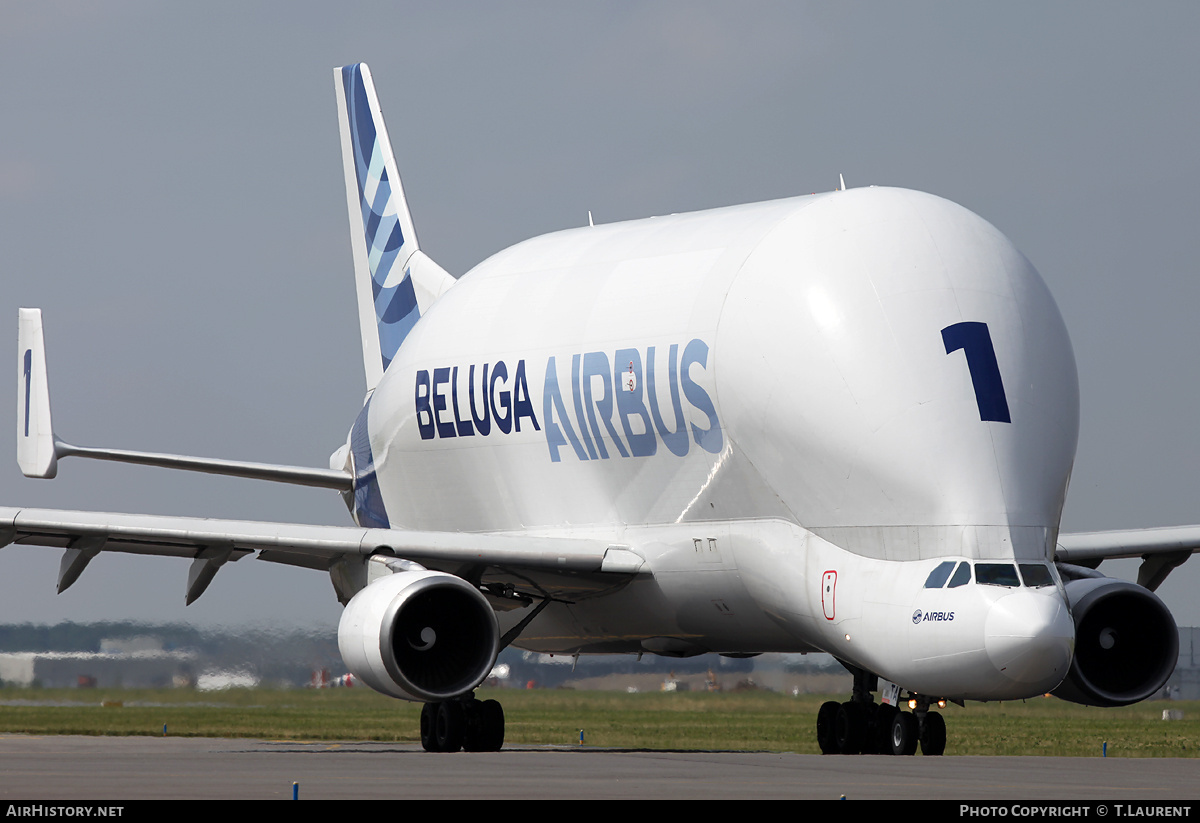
xmin=0 ymin=506 xmax=644 ymax=606
xmin=1056 ymin=525 xmax=1200 ymax=590
xmin=12 ymin=311 xmax=643 ymax=607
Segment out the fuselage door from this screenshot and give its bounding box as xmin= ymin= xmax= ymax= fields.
xmin=822 ymin=570 xmax=837 ymax=620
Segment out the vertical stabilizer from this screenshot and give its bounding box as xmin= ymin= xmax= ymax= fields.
xmin=17 ymin=308 xmax=58 ymax=478
xmin=335 ymin=63 xmax=455 ymax=392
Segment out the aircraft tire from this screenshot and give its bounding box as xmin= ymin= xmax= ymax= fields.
xmin=816 ymin=701 xmax=840 ymax=754
xmin=435 ymin=700 xmax=465 ymax=753
xmin=920 ymin=711 xmax=946 ymax=756
xmin=874 ymin=703 xmax=898 ymax=754
xmin=479 ymin=699 xmax=505 ymax=751
xmin=835 ymin=702 xmax=866 ymax=754
xmin=461 ymin=698 xmax=505 ymax=752
xmin=420 ymin=702 xmax=441 ymax=752
xmin=889 ymin=711 xmax=919 ymax=756
xmin=461 ymin=700 xmax=484 ymax=752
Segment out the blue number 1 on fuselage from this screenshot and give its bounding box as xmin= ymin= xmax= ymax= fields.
xmin=941 ymin=322 xmax=1011 ymax=423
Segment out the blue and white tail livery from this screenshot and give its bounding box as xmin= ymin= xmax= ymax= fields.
xmin=334 ymin=63 xmax=454 ymax=391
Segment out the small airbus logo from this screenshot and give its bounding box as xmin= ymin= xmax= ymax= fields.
xmin=913 ymin=609 xmax=955 ymax=624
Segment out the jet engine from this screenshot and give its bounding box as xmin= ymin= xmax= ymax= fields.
xmin=1052 ymin=577 xmax=1178 ymax=707
xmin=338 ymin=570 xmax=500 ymax=702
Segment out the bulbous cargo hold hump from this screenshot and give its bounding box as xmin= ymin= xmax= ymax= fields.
xmin=717 ymin=187 xmax=1079 ymax=559
xmin=370 ymin=186 xmax=1077 ymax=555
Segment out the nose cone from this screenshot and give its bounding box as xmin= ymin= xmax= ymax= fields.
xmin=984 ymin=590 xmax=1074 ymax=693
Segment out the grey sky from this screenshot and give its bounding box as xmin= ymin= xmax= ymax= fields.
xmin=1 ymin=2 xmax=1199 ymax=631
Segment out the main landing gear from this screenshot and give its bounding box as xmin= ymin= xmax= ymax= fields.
xmin=420 ymin=694 xmax=505 ymax=752
xmin=816 ymin=664 xmax=946 ymax=756
xmin=415 ymin=586 xmax=549 ymax=753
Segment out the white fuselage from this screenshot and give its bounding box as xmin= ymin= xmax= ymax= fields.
xmin=355 ymin=186 xmax=1080 ymax=701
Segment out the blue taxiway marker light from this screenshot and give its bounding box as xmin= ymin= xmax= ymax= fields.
xmin=293 ymin=782 xmax=299 ymax=800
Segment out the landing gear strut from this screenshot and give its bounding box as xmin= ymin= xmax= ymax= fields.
xmin=816 ymin=663 xmax=945 ymax=756
xmin=420 ymin=694 xmax=505 ymax=752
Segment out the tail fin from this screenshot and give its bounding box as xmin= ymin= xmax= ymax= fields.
xmin=17 ymin=308 xmax=58 ymax=478
xmin=335 ymin=63 xmax=455 ymax=391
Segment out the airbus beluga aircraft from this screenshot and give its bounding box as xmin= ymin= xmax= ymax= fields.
xmin=5 ymin=63 xmax=1194 ymax=755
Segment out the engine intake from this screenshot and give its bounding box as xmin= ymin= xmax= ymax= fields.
xmin=1052 ymin=577 xmax=1178 ymax=707
xmin=338 ymin=570 xmax=500 ymax=702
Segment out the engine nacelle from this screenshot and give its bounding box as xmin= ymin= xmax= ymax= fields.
xmin=1052 ymin=577 xmax=1178 ymax=707
xmin=338 ymin=570 xmax=500 ymax=702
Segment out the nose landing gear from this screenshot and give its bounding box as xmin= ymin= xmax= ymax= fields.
xmin=816 ymin=664 xmax=946 ymax=755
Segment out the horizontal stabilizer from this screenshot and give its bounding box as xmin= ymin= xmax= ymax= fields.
xmin=53 ymin=442 xmax=354 ymax=491
xmin=14 ymin=310 xmax=352 ymax=491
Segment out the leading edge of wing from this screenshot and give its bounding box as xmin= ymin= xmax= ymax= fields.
xmin=0 ymin=506 xmax=621 ymax=573
xmin=1056 ymin=524 xmax=1200 ymax=562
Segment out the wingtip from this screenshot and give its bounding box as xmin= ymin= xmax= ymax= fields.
xmin=17 ymin=308 xmax=58 ymax=479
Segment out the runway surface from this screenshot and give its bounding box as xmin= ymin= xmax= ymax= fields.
xmin=0 ymin=735 xmax=1196 ymax=800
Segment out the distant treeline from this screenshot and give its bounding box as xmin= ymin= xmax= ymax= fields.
xmin=0 ymin=622 xmax=843 ymax=690
xmin=0 ymin=622 xmax=208 ymax=653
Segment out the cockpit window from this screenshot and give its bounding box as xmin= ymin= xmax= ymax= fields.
xmin=947 ymin=561 xmax=971 ymax=588
xmin=975 ymin=563 xmax=1020 ymax=587
xmin=1019 ymin=563 xmax=1054 ymax=588
xmin=924 ymin=561 xmax=956 ymax=588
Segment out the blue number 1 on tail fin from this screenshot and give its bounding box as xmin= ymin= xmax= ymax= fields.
xmin=334 ymin=63 xmax=455 ymax=392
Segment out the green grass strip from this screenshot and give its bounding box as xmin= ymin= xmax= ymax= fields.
xmin=0 ymin=687 xmax=1195 ymax=757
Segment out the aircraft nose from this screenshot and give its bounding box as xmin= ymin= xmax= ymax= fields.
xmin=984 ymin=590 xmax=1074 ymax=690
